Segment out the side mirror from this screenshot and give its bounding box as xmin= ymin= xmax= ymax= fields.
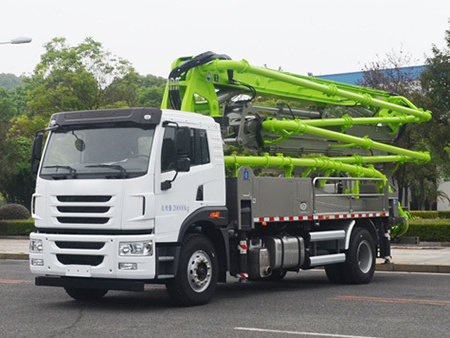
xmin=161 ymin=125 xmax=191 ymax=190
xmin=31 ymin=133 xmax=43 ymax=176
xmin=72 ymin=131 xmax=86 ymax=152
xmin=176 ymin=157 xmax=190 ymax=172
xmin=175 ymin=127 xmax=190 ymax=173
xmin=175 ymin=127 xmax=190 ymax=156
xmin=75 ymin=138 xmax=86 ymax=152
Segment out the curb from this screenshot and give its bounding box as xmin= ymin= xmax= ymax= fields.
xmin=376 ymin=263 xmax=450 ymax=274
xmin=0 ymin=253 xmax=29 ymax=260
xmin=0 ymin=236 xmax=29 ymax=240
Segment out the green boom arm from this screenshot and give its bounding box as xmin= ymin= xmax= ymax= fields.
xmin=161 ymin=52 xmax=431 ymax=180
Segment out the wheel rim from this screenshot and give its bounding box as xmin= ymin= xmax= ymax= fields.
xmin=187 ymin=250 xmax=212 ymax=293
xmin=357 ymin=240 xmax=373 ymax=274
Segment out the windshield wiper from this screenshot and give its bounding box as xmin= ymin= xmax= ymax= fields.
xmin=85 ymin=164 xmax=128 ymax=178
xmin=43 ymin=165 xmax=77 ymax=178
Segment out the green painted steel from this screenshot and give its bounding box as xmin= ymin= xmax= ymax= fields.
xmin=162 ymin=53 xmax=432 ymax=183
xmin=224 ymin=154 xmax=387 ymax=181
xmin=163 ymin=57 xmax=430 ymax=121
xmin=223 ymin=153 xmax=420 ymax=178
xmin=205 ymin=59 xmax=431 ymax=121
xmin=391 ymin=203 xmax=411 ymax=238
xmin=261 ymin=118 xmax=430 ymax=162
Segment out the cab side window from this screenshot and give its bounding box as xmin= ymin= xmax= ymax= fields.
xmin=161 ymin=127 xmax=210 ymax=172
xmin=190 ymin=129 xmax=210 ymax=166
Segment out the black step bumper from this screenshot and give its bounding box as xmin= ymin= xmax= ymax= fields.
xmin=35 ymin=276 xmax=145 ymax=292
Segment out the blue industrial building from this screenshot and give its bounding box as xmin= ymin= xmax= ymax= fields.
xmin=315 ymin=65 xmax=426 ymax=85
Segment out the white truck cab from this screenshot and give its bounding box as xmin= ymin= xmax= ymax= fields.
xmin=30 ymin=108 xmax=228 ymax=303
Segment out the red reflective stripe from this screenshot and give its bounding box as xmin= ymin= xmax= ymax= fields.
xmin=255 ymin=212 xmax=389 ymax=223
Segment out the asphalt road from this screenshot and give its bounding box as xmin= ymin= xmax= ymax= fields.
xmin=1 ymin=260 xmax=450 ymax=338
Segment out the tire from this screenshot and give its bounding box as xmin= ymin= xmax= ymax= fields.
xmin=265 ymin=269 xmax=287 ymax=281
xmin=64 ymin=287 xmax=108 ymax=301
xmin=325 ymin=228 xmax=375 ymax=284
xmin=324 ymin=263 xmax=345 ymax=284
xmin=166 ymin=234 xmax=218 ymax=306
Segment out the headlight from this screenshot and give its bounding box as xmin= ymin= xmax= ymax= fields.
xmin=30 ymin=239 xmax=43 ymax=253
xmin=119 ymin=241 xmax=153 ymax=256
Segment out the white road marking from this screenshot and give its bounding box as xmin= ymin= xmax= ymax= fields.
xmin=234 ymin=327 xmax=380 ymax=338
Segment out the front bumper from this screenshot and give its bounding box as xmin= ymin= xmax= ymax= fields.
xmin=35 ymin=276 xmax=145 ymax=291
xmin=29 ymin=232 xmax=156 ymax=280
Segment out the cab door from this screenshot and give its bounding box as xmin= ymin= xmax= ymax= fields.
xmin=154 ymin=125 xmax=222 ymax=242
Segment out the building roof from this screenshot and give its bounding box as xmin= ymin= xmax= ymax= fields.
xmin=314 ymin=65 xmax=426 ymax=85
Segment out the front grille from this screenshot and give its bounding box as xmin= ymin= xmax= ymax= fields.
xmin=57 ymin=196 xmax=111 ymax=203
xmin=57 ymin=217 xmax=109 ymax=224
xmin=55 ymin=241 xmax=105 ymax=250
xmin=55 ymin=195 xmax=113 ymax=226
xmin=57 ymin=254 xmax=104 ymax=266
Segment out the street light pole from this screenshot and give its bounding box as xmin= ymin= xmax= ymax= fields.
xmin=0 ymin=37 xmax=32 ymax=45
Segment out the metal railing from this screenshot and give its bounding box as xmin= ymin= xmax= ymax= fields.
xmin=312 ymin=177 xmax=387 ymax=215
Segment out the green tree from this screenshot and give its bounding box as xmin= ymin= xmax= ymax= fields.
xmin=26 ymin=37 xmax=138 ymax=117
xmin=139 ymin=74 xmax=166 ymax=87
xmin=419 ymin=24 xmax=450 ymax=158
xmin=0 ymin=126 xmax=34 ymax=207
xmin=0 ymin=88 xmax=16 ymax=122
xmin=356 ymin=48 xmax=420 ymax=95
xmin=413 ymin=23 xmax=450 ymax=209
xmin=103 ymin=72 xmax=140 ymax=107
xmin=0 ymin=37 xmax=141 ymax=205
xmin=0 ymin=73 xmax=23 ymax=90
xmin=137 ymin=85 xmax=165 ymax=108
xmin=0 ymin=86 xmax=29 ymax=123
xmin=135 ymin=74 xmax=167 ymax=108
xmin=357 ymin=48 xmax=442 ymax=210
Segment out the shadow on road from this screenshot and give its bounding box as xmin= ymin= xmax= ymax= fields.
xmin=42 ymin=270 xmax=350 ymax=311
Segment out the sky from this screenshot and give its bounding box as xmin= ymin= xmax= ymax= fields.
xmin=1 ymin=0 xmax=449 ymax=78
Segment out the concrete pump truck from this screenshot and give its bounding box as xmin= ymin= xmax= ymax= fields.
xmin=29 ymin=52 xmax=431 ymax=306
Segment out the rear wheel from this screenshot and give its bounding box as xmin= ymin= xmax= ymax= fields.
xmin=325 ymin=227 xmax=375 ymax=284
xmin=166 ymin=234 xmax=218 ymax=306
xmin=344 ymin=227 xmax=375 ymax=284
xmin=64 ymin=287 xmax=108 ymax=301
xmin=325 ymin=263 xmax=345 ymax=284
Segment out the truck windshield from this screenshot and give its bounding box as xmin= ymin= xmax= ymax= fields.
xmin=40 ymin=126 xmax=154 ymax=179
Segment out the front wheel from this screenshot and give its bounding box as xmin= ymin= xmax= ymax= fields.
xmin=64 ymin=287 xmax=108 ymax=301
xmin=265 ymin=268 xmax=287 ymax=281
xmin=166 ymin=234 xmax=218 ymax=306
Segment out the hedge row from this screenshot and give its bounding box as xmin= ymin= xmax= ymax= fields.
xmin=409 ymin=210 xmax=450 ymax=219
xmin=405 ymin=222 xmax=450 ymax=242
xmin=0 ymin=220 xmax=35 ymax=236
xmin=2 ymin=219 xmax=450 ymax=242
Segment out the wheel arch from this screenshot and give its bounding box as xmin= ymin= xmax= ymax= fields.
xmin=178 ymin=207 xmax=229 ymax=281
xmin=351 ymin=218 xmax=378 ymax=248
